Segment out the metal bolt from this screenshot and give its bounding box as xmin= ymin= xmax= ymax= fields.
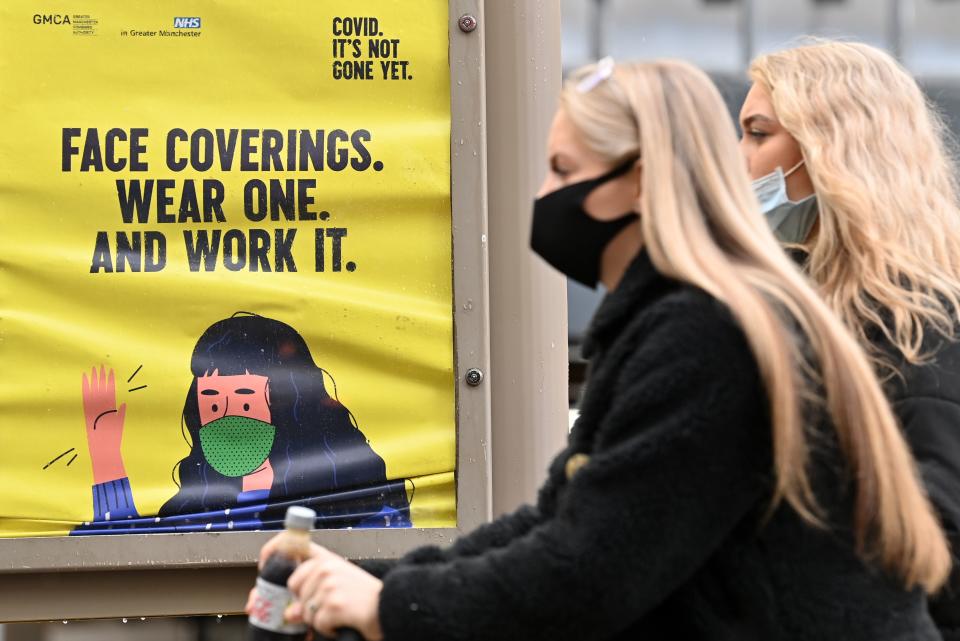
xmin=465 ymin=368 xmax=484 ymax=386
xmin=458 ymin=14 xmax=478 ymax=33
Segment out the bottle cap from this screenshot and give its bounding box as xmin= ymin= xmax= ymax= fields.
xmin=285 ymin=506 xmax=316 ymax=531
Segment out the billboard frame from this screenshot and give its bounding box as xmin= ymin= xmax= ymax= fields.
xmin=0 ymin=0 xmax=496 ymax=621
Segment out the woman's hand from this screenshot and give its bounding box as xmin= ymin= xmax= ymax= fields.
xmin=81 ymin=365 xmax=127 ymax=484
xmin=287 ymin=549 xmax=384 ymax=641
xmin=246 ymin=537 xmax=384 ymax=641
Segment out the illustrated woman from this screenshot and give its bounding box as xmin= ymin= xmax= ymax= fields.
xmin=76 ymin=313 xmax=410 ymax=534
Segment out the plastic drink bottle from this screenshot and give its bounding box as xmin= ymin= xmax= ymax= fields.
xmin=247 ymin=506 xmax=316 ymax=640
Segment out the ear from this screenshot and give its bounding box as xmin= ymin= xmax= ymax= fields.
xmin=265 ymin=382 xmax=271 ymax=407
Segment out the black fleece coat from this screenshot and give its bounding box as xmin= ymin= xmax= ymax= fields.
xmin=876 ymin=325 xmax=960 ymax=641
xmin=785 ymin=247 xmax=960 ymax=639
xmin=361 ymin=252 xmax=937 ymax=641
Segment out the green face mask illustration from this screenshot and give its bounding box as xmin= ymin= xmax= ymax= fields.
xmin=199 ymin=415 xmax=276 ymax=477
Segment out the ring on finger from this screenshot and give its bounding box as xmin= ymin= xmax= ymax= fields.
xmin=306 ymin=599 xmax=320 ymax=617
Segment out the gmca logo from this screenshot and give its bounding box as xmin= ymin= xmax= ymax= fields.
xmin=33 ymin=14 xmax=71 ymax=25
xmin=173 ymin=17 xmax=201 ymax=28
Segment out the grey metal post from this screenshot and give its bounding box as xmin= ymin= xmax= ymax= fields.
xmin=740 ymin=0 xmax=755 ymax=70
xmin=889 ymin=0 xmax=914 ymax=61
xmin=484 ymin=0 xmax=569 ymax=517
xmin=589 ymin=0 xmax=608 ymax=61
xmin=890 ymin=0 xmax=903 ymax=59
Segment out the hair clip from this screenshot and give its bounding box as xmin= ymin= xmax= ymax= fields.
xmin=576 ymin=56 xmax=616 ymax=93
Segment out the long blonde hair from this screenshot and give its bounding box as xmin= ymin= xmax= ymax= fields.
xmin=750 ymin=40 xmax=960 ymax=372
xmin=562 ymin=59 xmax=950 ymax=592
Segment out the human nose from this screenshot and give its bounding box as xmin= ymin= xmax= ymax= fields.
xmin=223 ymin=394 xmax=247 ymax=417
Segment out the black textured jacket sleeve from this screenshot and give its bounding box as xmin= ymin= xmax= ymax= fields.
xmin=375 ymin=296 xmax=770 ymax=641
xmin=357 ymin=504 xmax=547 ymax=579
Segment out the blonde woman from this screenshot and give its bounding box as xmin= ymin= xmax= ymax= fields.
xmin=742 ymin=39 xmax=960 ymax=639
xmin=249 ymin=60 xmax=950 ymax=640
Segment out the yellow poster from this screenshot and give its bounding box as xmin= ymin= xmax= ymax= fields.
xmin=0 ymin=1 xmax=455 ymax=537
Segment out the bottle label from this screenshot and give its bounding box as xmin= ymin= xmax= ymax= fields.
xmin=248 ymin=577 xmax=309 ymax=634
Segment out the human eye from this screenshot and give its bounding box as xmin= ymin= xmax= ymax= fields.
xmin=550 ymin=155 xmax=574 ymax=178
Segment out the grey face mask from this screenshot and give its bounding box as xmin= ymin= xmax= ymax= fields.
xmin=752 ymin=159 xmax=819 ymax=244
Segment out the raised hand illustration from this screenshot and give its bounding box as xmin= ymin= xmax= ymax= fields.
xmin=81 ymin=365 xmax=127 ymax=484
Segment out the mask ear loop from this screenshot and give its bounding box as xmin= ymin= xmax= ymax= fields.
xmin=599 ymin=154 xmax=642 ymax=203
xmin=596 ymin=153 xmax=641 ymax=184
xmin=780 ymin=158 xmax=810 ymax=206
xmin=783 ymin=158 xmax=805 ymax=178
xmin=613 ymin=155 xmax=643 ymax=214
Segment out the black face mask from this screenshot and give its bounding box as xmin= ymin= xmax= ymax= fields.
xmin=530 ymin=159 xmax=639 ymax=288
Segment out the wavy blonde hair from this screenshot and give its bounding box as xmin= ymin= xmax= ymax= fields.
xmin=562 ymin=59 xmax=950 ymax=592
xmin=750 ymin=40 xmax=960 ymax=372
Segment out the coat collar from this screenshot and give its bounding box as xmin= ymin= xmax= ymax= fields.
xmin=581 ymin=250 xmax=673 ymax=359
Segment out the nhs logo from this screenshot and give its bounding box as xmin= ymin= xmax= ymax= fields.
xmin=173 ymin=17 xmax=201 ymax=28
